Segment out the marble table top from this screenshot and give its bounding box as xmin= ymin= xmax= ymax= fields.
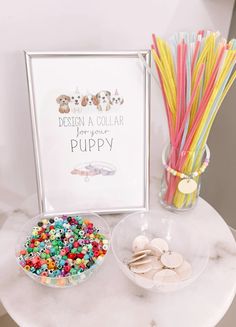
xmin=0 ymin=182 xmax=236 ymax=327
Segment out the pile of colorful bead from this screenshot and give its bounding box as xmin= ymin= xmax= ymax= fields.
xmin=17 ymin=215 xmax=109 ymax=287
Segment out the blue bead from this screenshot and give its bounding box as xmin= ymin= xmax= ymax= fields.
xmin=60 ymin=259 xmax=66 ymax=266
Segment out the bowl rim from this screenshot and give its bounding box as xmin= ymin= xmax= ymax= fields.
xmin=15 ymin=211 xmax=111 ymax=282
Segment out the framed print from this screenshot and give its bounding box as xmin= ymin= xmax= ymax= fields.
xmin=25 ymin=51 xmax=150 ymax=215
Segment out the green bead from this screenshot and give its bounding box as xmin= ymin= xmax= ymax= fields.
xmin=41 ymin=253 xmax=46 ymax=259
xmin=27 ymin=248 xmax=33 ymax=253
xmin=78 ymin=247 xmax=82 ymax=253
xmin=71 ymin=248 xmax=77 ymax=253
xmin=33 ymin=247 xmax=39 ymax=252
xmin=62 ymin=255 xmax=67 ymax=260
xmin=70 ymin=268 xmax=77 ymax=275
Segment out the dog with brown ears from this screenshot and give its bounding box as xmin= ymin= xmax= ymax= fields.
xmin=94 ymin=90 xmax=111 ymax=111
xmin=56 ymin=95 xmax=71 ymax=113
xmin=82 ymin=93 xmax=98 ymax=108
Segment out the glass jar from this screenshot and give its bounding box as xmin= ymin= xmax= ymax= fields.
xmin=160 ymin=144 xmax=210 ymax=211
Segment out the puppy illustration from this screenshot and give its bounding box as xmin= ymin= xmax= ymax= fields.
xmin=110 ymin=89 xmax=124 ymax=106
xmin=95 ymin=90 xmax=111 ymax=112
xmin=56 ymin=95 xmax=70 ymax=114
xmin=82 ymin=93 xmax=98 ymax=107
xmin=70 ymin=92 xmax=83 ymax=113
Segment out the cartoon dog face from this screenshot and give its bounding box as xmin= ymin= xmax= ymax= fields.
xmin=82 ymin=94 xmax=98 ymax=107
xmin=70 ymin=93 xmax=83 ymax=106
xmin=56 ymin=95 xmax=70 ymax=105
xmin=70 ymin=92 xmax=83 ymax=113
xmin=111 ymin=93 xmax=124 ymax=105
xmin=56 ymin=95 xmax=70 ymax=114
xmin=95 ymin=90 xmax=111 ymax=111
xmin=96 ymin=91 xmax=111 ymax=104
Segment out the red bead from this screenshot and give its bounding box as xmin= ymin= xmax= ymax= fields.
xmin=35 ymin=262 xmax=41 ymax=268
xmin=77 ymin=253 xmax=84 ymax=259
xmin=68 ymin=253 xmax=76 ymax=260
xmin=65 ymin=247 xmax=70 ymax=253
xmin=64 ymin=265 xmax=71 ymax=273
xmin=32 ymin=258 xmax=37 ymax=265
xmin=60 ymin=249 xmax=66 ymax=256
xmin=73 ymin=241 xmax=79 ymax=248
xmin=71 ymin=218 xmax=77 ymax=224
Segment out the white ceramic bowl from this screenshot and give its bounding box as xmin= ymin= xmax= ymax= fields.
xmin=112 ymin=210 xmax=209 ymax=292
xmin=16 ymin=212 xmax=111 ymax=288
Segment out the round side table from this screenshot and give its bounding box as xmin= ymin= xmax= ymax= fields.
xmin=0 ymin=197 xmax=236 ymax=327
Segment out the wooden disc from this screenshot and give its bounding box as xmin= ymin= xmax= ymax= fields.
xmin=178 ymin=178 xmax=198 ymax=194
xmin=129 ymin=257 xmax=152 ymax=267
xmin=132 ymin=249 xmax=152 ymax=257
xmin=153 ymin=269 xmax=180 ymax=283
xmin=160 ymin=251 xmax=183 ymax=269
xmin=147 ymin=238 xmax=169 ymax=257
xmin=130 ymin=263 xmax=152 ymax=274
xmin=128 ymin=253 xmax=147 ymax=264
xmin=175 ymin=260 xmax=192 ymax=280
xmin=132 ymin=235 xmax=149 ymax=252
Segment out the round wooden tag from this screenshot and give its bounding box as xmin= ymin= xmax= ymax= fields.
xmin=178 ymin=178 xmax=197 ymax=194
xmin=160 ymin=251 xmax=183 ymax=269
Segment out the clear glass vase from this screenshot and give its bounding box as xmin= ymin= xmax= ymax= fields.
xmin=159 ymin=144 xmax=210 ymax=212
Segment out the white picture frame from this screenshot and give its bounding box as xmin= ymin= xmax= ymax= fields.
xmin=25 ymin=51 xmax=150 ymax=215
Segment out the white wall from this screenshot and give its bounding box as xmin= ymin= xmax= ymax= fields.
xmin=0 ymin=0 xmax=234 ymax=319
xmin=0 ymin=0 xmax=234 ymax=210
xmin=201 ymin=5 xmax=236 ymax=229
